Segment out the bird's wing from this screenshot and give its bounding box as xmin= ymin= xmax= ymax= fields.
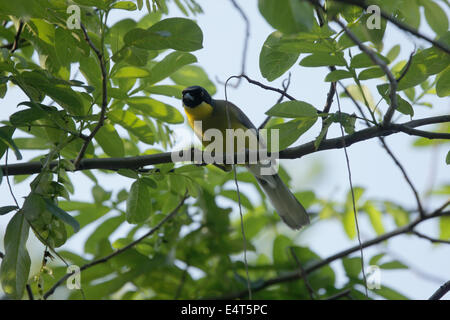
xmin=213 ymin=99 xmax=257 ymax=130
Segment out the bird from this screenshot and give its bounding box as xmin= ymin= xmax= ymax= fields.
xmin=181 ymin=85 xmax=310 ymax=229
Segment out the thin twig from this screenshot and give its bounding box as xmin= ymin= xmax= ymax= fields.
xmin=224 ymin=76 xmax=252 ymax=300
xmin=289 ymin=247 xmax=316 ymax=299
xmin=231 ymin=74 xmax=297 ymax=101
xmin=335 ymin=92 xmax=368 ymax=297
xmin=5 ymin=149 xmax=20 ymax=208
xmin=331 ymin=0 xmax=450 ymax=54
xmin=217 ymin=0 xmax=250 ymax=88
xmin=73 ymin=23 xmax=108 ymax=168
xmin=26 ymin=284 xmax=34 ymax=300
xmin=326 ymin=289 xmax=352 ymax=300
xmin=174 ymin=263 xmax=189 ymax=299
xmin=10 ymin=21 xmax=24 ymax=53
xmin=216 ymin=203 xmax=449 ymax=299
xmin=412 ymin=231 xmax=450 ymax=245
xmin=258 ymin=73 xmax=291 ymax=130
xmin=333 ymin=18 xmax=398 ymax=126
xmin=396 ymin=49 xmax=416 ymax=83
xmin=379 ymin=137 xmax=425 ymax=218
xmin=429 ymin=281 xmax=450 ymax=300
xmin=43 ymin=193 xmax=188 ymax=300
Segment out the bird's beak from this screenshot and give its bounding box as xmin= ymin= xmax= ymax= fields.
xmin=183 ymin=92 xmax=194 ymax=103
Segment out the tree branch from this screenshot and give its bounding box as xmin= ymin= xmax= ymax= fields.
xmin=2 ymin=116 xmax=449 ymax=176
xmin=43 ymin=193 xmax=188 ymax=300
xmin=10 ymin=20 xmax=24 ymax=53
xmin=73 ymin=23 xmax=108 ymax=168
xmin=331 ymin=0 xmax=450 ymax=54
xmin=333 ymin=18 xmax=398 ymax=125
xmin=429 ymin=281 xmax=450 ymax=300
xmin=233 ymin=74 xmax=297 ymax=101
xmin=412 ymin=231 xmax=450 ymax=245
xmin=259 ymin=73 xmax=291 ymax=130
xmin=216 ymin=203 xmax=449 ymax=299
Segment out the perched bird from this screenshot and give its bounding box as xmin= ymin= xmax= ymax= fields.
xmin=181 ymin=85 xmax=310 ymax=229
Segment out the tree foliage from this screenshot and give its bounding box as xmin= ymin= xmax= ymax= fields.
xmin=0 ymin=0 xmax=449 ymax=300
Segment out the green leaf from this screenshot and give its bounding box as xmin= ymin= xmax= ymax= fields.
xmin=44 ymin=199 xmax=80 ymax=233
xmin=124 ymin=18 xmax=203 ymax=52
xmin=397 ymin=95 xmax=414 ymax=116
xmin=0 ymin=126 xmax=22 ymax=160
xmin=267 ymin=118 xmax=317 ymax=150
xmin=258 ymin=0 xmax=314 ymax=34
xmin=111 ymin=1 xmax=137 ymax=10
xmin=400 ymin=0 xmax=420 ymax=29
xmin=350 ymin=52 xmax=390 ymax=69
xmin=386 ymin=45 xmax=401 ymax=62
xmin=325 ymin=70 xmax=353 ymax=82
xmin=73 ymin=0 xmax=107 ymax=9
xmin=343 ymin=208 xmax=356 ymax=239
xmin=397 ymin=45 xmax=450 ymax=91
xmin=9 ymin=108 xmax=48 ymax=126
xmin=440 ymin=216 xmax=450 ymax=240
xmin=358 ymin=67 xmax=385 ymax=80
xmin=300 ymin=52 xmax=347 ymax=67
xmin=422 ymin=0 xmax=448 ymax=36
xmin=0 ymin=206 xmax=18 ymax=215
xmin=379 ymin=261 xmax=408 ymax=270
xmin=84 ymin=215 xmax=124 ymax=254
xmin=265 ymin=100 xmax=318 ymax=118
xmin=146 ymin=51 xmax=197 ymax=85
xmin=375 ymin=285 xmax=408 ymax=300
xmin=145 ymin=85 xmax=184 ymax=99
xmin=220 ymin=189 xmax=253 ymax=210
xmin=384 ymin=202 xmax=410 ymax=227
xmin=0 ymin=212 xmax=30 ymax=299
xmin=117 ymin=169 xmax=140 ymax=179
xmin=113 ymin=66 xmax=150 ymax=78
xmin=446 ymin=150 xmax=450 ymax=165
xmin=342 ymin=257 xmax=361 ymax=279
xmin=436 ymin=67 xmax=450 ymax=97
xmin=259 ymin=31 xmax=300 ymax=81
xmin=331 ymin=112 xmax=356 ymax=134
xmin=272 ymin=235 xmax=292 ymax=266
xmin=108 ymin=109 xmax=155 ymax=144
xmin=369 ymin=253 xmax=385 ymax=265
xmin=92 ymin=122 xmax=125 ymax=157
xmin=126 ymin=179 xmax=152 ymax=223
xmin=343 ymin=84 xmax=375 ymax=110
xmin=363 ymin=201 xmax=385 ymax=235
xmin=127 ymin=97 xmax=184 ymax=124
xmin=170 ymin=65 xmax=216 ymax=96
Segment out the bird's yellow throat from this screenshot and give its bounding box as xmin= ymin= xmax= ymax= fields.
xmin=183 ymin=101 xmax=214 ymax=126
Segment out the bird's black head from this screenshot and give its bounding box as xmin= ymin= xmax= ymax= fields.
xmin=182 ymin=86 xmax=212 ymax=108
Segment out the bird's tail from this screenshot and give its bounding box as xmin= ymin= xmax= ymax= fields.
xmin=248 ymin=165 xmax=310 ymax=229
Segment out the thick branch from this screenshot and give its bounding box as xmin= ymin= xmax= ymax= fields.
xmin=43 ymin=194 xmax=188 ymax=299
xmin=2 ymin=116 xmax=449 ymax=176
xmin=429 ymin=281 xmax=450 ymax=300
